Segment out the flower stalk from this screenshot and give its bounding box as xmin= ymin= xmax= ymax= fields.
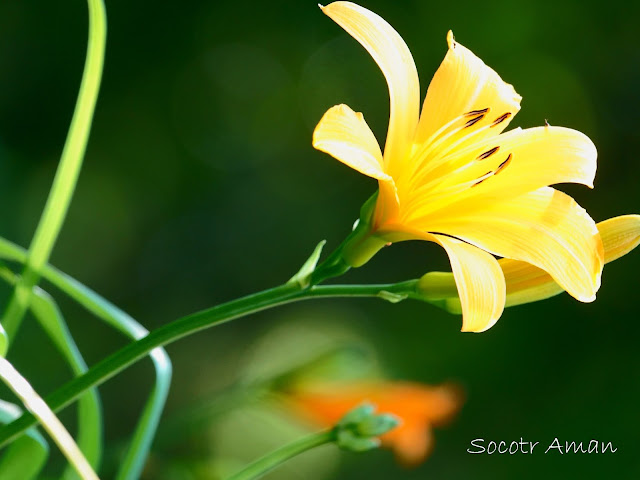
xmin=226 ymin=430 xmax=336 ymax=480
xmin=0 ymin=279 xmax=407 ymax=448
xmin=226 ymin=404 xmax=398 ymax=480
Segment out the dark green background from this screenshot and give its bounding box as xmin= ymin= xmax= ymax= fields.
xmin=0 ymin=0 xmax=638 ymax=478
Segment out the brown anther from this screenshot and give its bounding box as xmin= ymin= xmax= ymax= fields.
xmin=476 ymin=146 xmax=500 ymax=160
xmin=464 ymin=108 xmax=489 ymax=117
xmin=495 ymin=154 xmax=512 ymax=174
xmin=545 ymin=119 xmax=550 ymax=127
xmin=464 ymin=115 xmax=485 ymax=128
xmin=490 ymin=112 xmax=512 ymax=127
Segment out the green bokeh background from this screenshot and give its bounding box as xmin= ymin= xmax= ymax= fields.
xmin=1 ymin=0 xmax=639 ymax=478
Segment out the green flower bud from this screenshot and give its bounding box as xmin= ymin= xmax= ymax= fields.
xmin=334 ymin=403 xmax=400 ymax=453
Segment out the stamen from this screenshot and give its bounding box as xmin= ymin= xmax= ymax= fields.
xmin=408 ymin=123 xmax=497 ymax=192
xmin=471 ymin=171 xmax=493 ymax=187
xmin=410 ymin=111 xmax=480 ymax=169
xmin=491 ymin=112 xmax=512 ymax=127
xmin=409 ymin=109 xmax=491 ymax=181
xmin=419 ymin=113 xmax=471 ymax=149
xmin=464 ymin=108 xmax=489 ymax=117
xmin=434 ymin=123 xmax=496 ymax=162
xmin=495 ymin=153 xmax=512 ymax=174
xmin=476 ymin=146 xmax=500 ymax=160
xmin=464 ymin=115 xmax=485 ymax=128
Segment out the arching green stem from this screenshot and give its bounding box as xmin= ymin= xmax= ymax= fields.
xmin=0 ymin=269 xmax=417 ymax=449
xmin=226 ymin=430 xmax=336 ymax=480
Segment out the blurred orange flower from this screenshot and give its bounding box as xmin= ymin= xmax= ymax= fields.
xmin=285 ymin=381 xmax=463 ymax=466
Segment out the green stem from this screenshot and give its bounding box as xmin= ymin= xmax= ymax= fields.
xmin=0 ymin=280 xmax=404 ymax=447
xmin=0 ymin=238 xmax=418 ymax=454
xmin=1 ymin=0 xmax=106 ymax=345
xmin=308 ymin=280 xmax=418 ymax=298
xmin=226 ymin=429 xmax=336 ymax=480
xmin=0 ymin=273 xmax=300 ymax=448
xmin=0 ymin=278 xmax=416 ymax=448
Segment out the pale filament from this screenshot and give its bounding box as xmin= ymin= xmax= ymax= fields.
xmin=403 ymin=110 xmax=487 ymax=181
xmin=405 ymin=123 xmax=498 ymax=195
xmin=402 ymin=170 xmax=495 ymax=223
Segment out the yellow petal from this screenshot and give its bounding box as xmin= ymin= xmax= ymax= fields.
xmin=413 ymin=31 xmax=521 ymax=147
xmin=498 ymin=258 xmax=564 ymax=307
xmin=313 ymin=104 xmax=390 ymax=181
xmin=432 ymin=235 xmax=505 ymax=332
xmin=500 ymin=214 xmax=640 ymax=305
xmin=419 ymin=215 xmax=640 ymax=310
xmin=598 ymin=214 xmax=640 ymax=263
xmin=426 ymin=187 xmax=603 ymax=302
xmin=464 ymin=126 xmax=597 ymax=195
xmin=321 ymin=2 xmax=420 ymax=168
xmin=408 ymin=126 xmax=597 ymax=220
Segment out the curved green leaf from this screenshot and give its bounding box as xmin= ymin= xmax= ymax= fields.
xmin=0 ymin=400 xmax=48 ymax=480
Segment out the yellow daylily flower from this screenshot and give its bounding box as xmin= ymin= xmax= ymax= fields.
xmin=418 ymin=215 xmax=640 ymax=312
xmin=313 ymin=1 xmax=603 ymax=332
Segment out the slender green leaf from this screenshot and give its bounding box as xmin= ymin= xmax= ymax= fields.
xmin=0 ymin=264 xmax=102 ymax=477
xmin=0 ymin=400 xmax=48 ymax=480
xmin=30 ymin=288 xmax=103 ymax=479
xmin=1 ymin=0 xmax=107 ymax=343
xmin=0 ymin=238 xmax=172 ymax=480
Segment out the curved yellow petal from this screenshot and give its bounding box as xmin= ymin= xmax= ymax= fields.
xmin=432 ymin=235 xmax=505 ymax=332
xmin=498 ymin=258 xmax=564 ymax=307
xmin=426 ymin=187 xmax=604 ymax=302
xmin=467 ymin=126 xmax=597 ymax=196
xmin=598 ymin=214 xmax=640 ymax=263
xmin=500 ymin=214 xmax=640 ymax=305
xmin=414 ymin=31 xmax=521 ymax=147
xmin=321 ymin=2 xmax=420 ymax=169
xmin=418 ymin=214 xmax=640 ymax=310
xmin=313 ymin=104 xmax=390 ymax=181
